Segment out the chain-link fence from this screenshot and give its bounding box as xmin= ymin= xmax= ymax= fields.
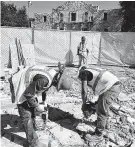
xmin=34 ymin=28 xmax=100 ymax=66
xmin=1 ymin=27 xmax=32 ymax=67
xmin=34 ymin=29 xmax=71 ymax=65
xmin=100 ymin=32 xmax=135 ymax=66
xmin=1 ymin=27 xmax=135 ymax=76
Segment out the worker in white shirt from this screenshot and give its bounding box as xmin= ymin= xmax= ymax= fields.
xmin=10 ymin=63 xmax=72 ymax=147
xmin=78 ymin=66 xmax=121 ymax=143
xmin=77 ymin=36 xmax=89 ymax=68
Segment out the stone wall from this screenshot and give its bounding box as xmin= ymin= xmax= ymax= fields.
xmin=92 ymin=9 xmax=122 ymax=32
xmin=33 ymin=13 xmax=52 ymax=29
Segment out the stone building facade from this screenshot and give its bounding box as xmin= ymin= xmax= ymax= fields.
xmin=51 ymin=1 xmax=99 ymax=31
xmin=32 ymin=13 xmax=52 ymax=30
xmin=91 ymin=9 xmax=122 ymax=32
xmin=32 ymin=1 xmax=122 ymax=32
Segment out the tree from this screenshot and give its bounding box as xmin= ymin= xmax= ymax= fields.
xmin=119 ymin=1 xmax=135 ymax=32
xmin=1 ymin=1 xmax=29 ymax=27
xmin=1 ymin=1 xmax=17 ymax=26
xmin=16 ymin=6 xmax=29 ymax=27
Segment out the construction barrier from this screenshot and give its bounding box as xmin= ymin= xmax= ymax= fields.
xmin=1 ymin=27 xmax=135 ymax=75
xmin=34 ymin=29 xmax=71 ymax=65
xmin=100 ymin=32 xmax=135 ymax=66
xmin=34 ymin=29 xmax=100 ymax=65
xmin=1 ymin=27 xmax=32 ymax=67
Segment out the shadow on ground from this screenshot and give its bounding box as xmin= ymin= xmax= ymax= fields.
xmin=1 ymin=106 xmax=96 ymax=146
xmin=1 ymin=114 xmax=28 ymax=147
xmin=48 ymin=105 xmax=96 ymax=136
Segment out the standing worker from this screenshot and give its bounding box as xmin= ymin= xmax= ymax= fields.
xmin=9 ymin=63 xmax=72 ymax=147
xmin=78 ymin=66 xmax=121 ymax=143
xmin=77 ymin=36 xmax=89 ymax=68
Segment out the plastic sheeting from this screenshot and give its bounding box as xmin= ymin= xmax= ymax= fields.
xmin=34 ymin=30 xmax=70 ymax=65
xmin=34 ymin=30 xmax=100 ymax=65
xmin=100 ymin=32 xmax=135 ymax=66
xmin=10 ymin=43 xmax=35 ymax=73
xmin=1 ymin=27 xmax=32 ymax=68
xmin=70 ymin=31 xmax=100 ymax=65
xmin=1 ymin=27 xmax=135 ymax=76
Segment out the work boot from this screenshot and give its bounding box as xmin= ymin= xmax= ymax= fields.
xmin=85 ymin=129 xmax=103 ymax=142
xmin=40 ymin=101 xmax=45 ymax=105
xmin=85 ymin=115 xmax=106 ymax=143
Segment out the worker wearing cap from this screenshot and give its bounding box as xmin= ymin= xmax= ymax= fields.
xmin=77 ymin=36 xmax=89 ymax=68
xmin=10 ymin=63 xmax=72 ymax=147
xmin=78 ymin=66 xmax=121 ymax=143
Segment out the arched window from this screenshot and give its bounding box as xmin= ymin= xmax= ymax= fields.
xmin=104 ymin=12 xmax=107 ymax=21
xmin=91 ymin=16 xmax=93 ymax=22
xmin=85 ymin=12 xmax=88 ymax=21
xmin=60 ymin=13 xmax=64 ymax=21
xmin=71 ymin=12 xmax=76 ymax=22
xmin=44 ymin=16 xmax=47 ymax=22
xmin=104 ymin=28 xmax=108 ymax=32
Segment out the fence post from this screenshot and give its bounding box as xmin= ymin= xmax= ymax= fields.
xmin=7 ymin=45 xmax=12 ymax=68
xmin=69 ymin=31 xmax=71 ymax=63
xmin=32 ymin=26 xmax=35 ymax=44
xmin=98 ymin=33 xmax=102 ymax=66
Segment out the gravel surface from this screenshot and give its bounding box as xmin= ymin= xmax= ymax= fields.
xmin=1 ymin=65 xmax=135 ymax=147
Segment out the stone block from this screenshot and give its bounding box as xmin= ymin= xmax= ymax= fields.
xmin=118 ymin=92 xmax=131 ymax=101
xmin=49 ymin=122 xmax=84 ymax=146
xmin=76 ymin=123 xmax=95 ymax=133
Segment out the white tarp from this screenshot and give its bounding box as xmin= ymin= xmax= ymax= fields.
xmin=100 ymin=32 xmax=135 ymax=66
xmin=34 ymin=30 xmax=70 ymax=65
xmin=1 ymin=27 xmax=135 ymax=76
xmin=1 ymin=27 xmax=32 ymax=68
xmin=34 ymin=30 xmax=100 ymax=65
xmin=10 ymin=43 xmax=35 ymax=73
xmin=70 ymin=31 xmax=101 ymax=65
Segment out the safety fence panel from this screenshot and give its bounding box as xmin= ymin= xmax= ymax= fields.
xmin=1 ymin=27 xmax=32 ymax=68
xmin=9 ymin=43 xmax=35 ymax=73
xmin=34 ymin=29 xmax=70 ymax=65
xmin=1 ymin=27 xmax=135 ymax=77
xmin=70 ymin=31 xmax=101 ymax=65
xmin=100 ymin=32 xmax=135 ymax=66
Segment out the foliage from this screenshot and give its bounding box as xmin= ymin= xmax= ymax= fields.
xmin=1 ymin=1 xmax=29 ymax=27
xmin=119 ymin=1 xmax=135 ymax=32
xmin=16 ymin=6 xmax=28 ymax=27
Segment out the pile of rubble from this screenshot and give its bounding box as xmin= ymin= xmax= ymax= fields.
xmin=107 ymin=94 xmax=135 ymax=147
xmin=1 ymin=66 xmax=135 ymax=147
xmin=121 ymin=77 xmax=135 ymax=94
xmin=63 ymin=66 xmax=135 ymax=147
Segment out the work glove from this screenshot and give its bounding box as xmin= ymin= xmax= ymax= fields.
xmin=34 ymin=104 xmax=47 ymax=116
xmin=26 ymin=97 xmax=46 ymax=115
xmin=35 ymin=105 xmax=45 ymax=112
xmin=81 ymin=102 xmax=96 ymax=118
xmin=32 ymin=108 xmax=47 ymax=131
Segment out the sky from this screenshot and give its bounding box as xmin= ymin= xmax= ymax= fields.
xmin=5 ymin=1 xmax=120 ymax=18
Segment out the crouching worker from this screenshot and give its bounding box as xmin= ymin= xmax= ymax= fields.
xmin=78 ymin=66 xmax=121 ymax=143
xmin=9 ymin=63 xmax=72 ymax=147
